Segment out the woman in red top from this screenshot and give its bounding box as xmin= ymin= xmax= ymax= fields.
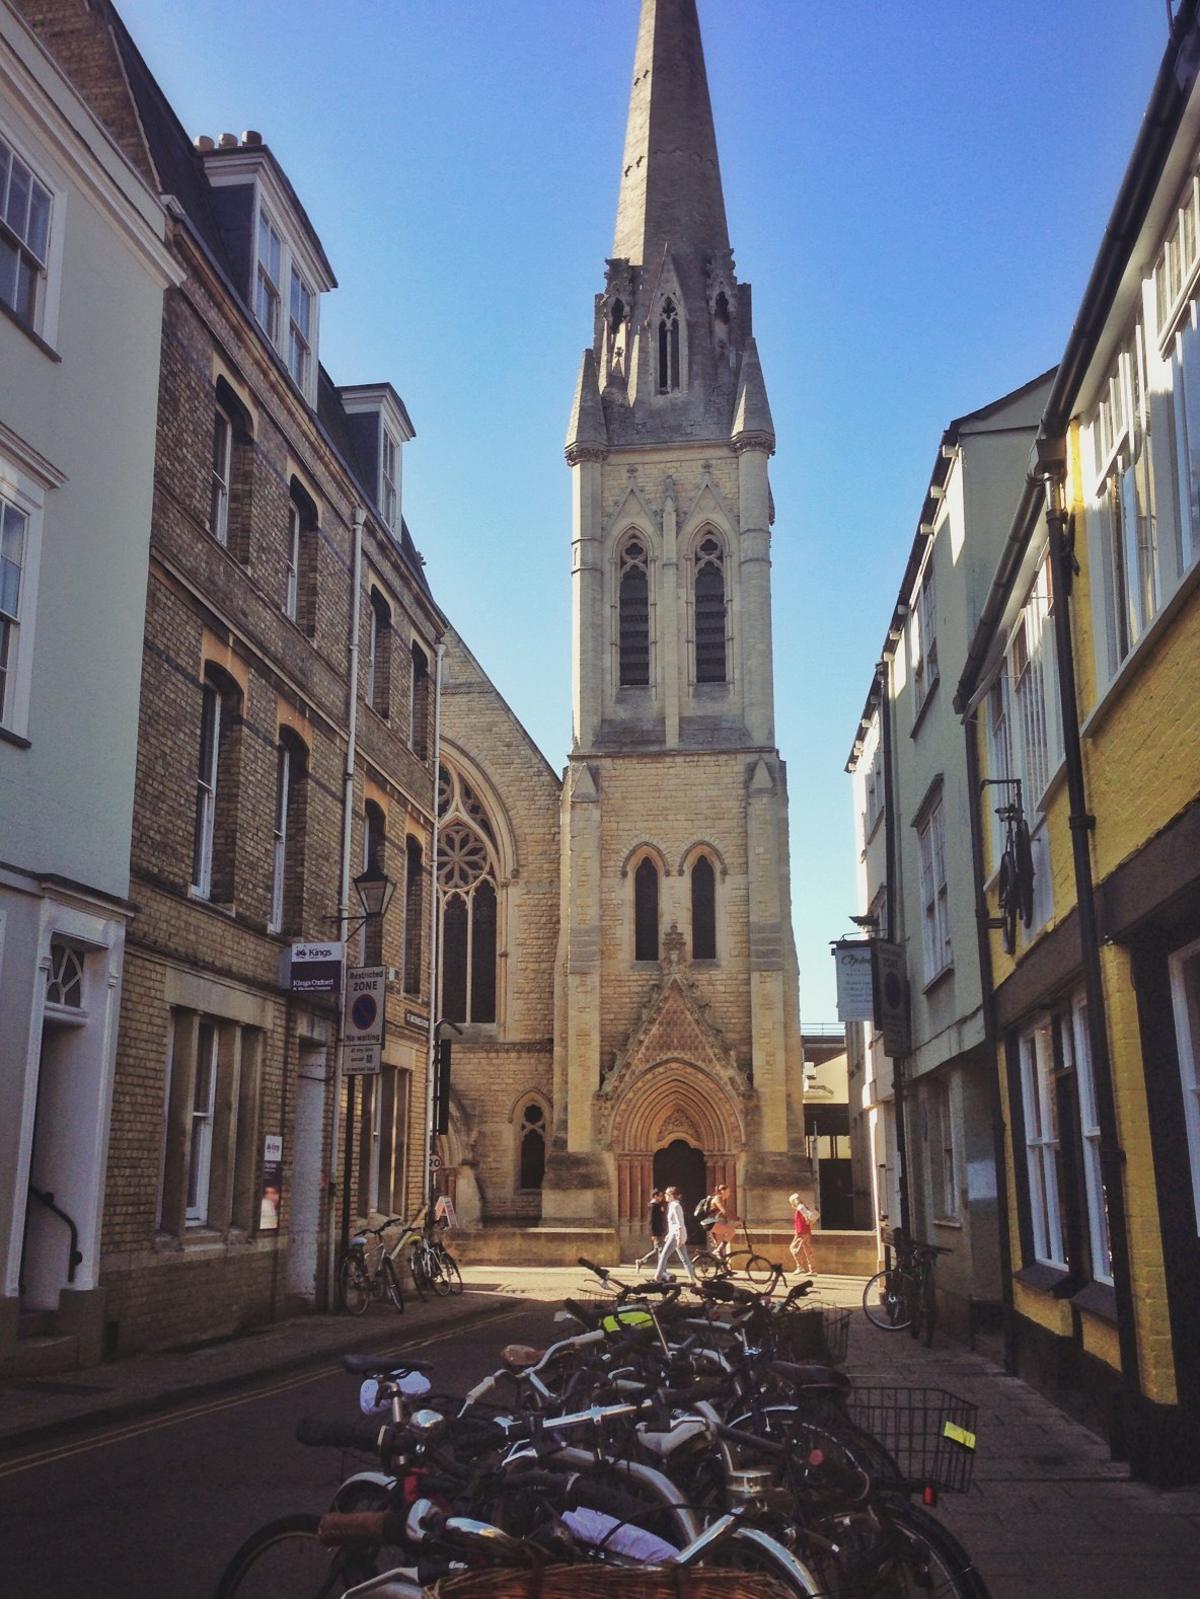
xmin=788 ymin=1190 xmax=819 ymax=1274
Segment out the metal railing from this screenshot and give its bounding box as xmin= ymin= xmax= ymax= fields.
xmin=28 ymin=1185 xmax=83 ymax=1284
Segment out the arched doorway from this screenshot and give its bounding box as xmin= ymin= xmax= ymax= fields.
xmin=653 ymin=1139 xmax=706 ymax=1243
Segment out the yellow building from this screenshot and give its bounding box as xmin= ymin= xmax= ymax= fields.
xmin=957 ymin=4 xmax=1200 ymax=1483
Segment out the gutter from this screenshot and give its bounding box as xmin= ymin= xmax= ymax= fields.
xmin=424 ymin=641 xmax=446 ymax=1206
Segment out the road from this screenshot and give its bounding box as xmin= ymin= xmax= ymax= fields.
xmin=2 ymin=1299 xmax=555 ymax=1599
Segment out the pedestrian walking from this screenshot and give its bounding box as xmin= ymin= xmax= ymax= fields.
xmin=636 ymin=1187 xmax=668 ymax=1267
xmin=654 ymin=1185 xmax=697 ymax=1283
xmin=788 ymin=1190 xmax=819 ymax=1274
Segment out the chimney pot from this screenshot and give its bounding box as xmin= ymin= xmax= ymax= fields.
xmin=242 ymin=130 xmax=263 ymax=147
xmin=194 ymin=135 xmax=215 ymax=152
xmin=218 ymin=132 xmax=238 ymax=149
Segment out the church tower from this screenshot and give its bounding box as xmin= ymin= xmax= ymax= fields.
xmin=546 ymin=0 xmax=810 ymax=1240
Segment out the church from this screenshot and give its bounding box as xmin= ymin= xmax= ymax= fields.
xmin=434 ymin=0 xmax=811 ymax=1256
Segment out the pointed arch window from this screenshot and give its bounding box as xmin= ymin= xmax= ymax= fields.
xmin=634 ymin=856 xmax=660 ymax=962
xmin=695 ymin=535 xmax=727 ymax=684
xmin=362 ymin=801 xmax=386 ymax=965
xmin=403 ymin=836 xmax=423 ymax=996
xmin=619 ymin=538 xmax=650 ymax=687
xmin=437 ymin=763 xmax=500 ymax=1023
xmin=519 ymin=1100 xmax=546 ymax=1190
xmin=691 ymin=855 xmax=717 ymax=960
xmin=657 ymin=297 xmax=681 ymax=392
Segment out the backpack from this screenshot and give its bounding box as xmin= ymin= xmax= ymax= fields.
xmin=693 ymin=1195 xmax=715 ymax=1221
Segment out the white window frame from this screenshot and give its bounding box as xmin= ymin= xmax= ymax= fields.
xmin=255 ymin=206 xmax=282 ymax=343
xmin=1169 ymin=935 xmax=1200 ymax=1235
xmin=917 ymin=798 xmax=952 ymax=984
xmin=381 ymin=429 xmax=399 ymax=530
xmin=1167 ymin=304 xmax=1200 ymax=580
xmin=192 ymin=681 xmax=220 ymax=898
xmin=1020 ymin=1020 xmax=1066 ymax=1269
xmin=269 ymin=741 xmax=290 ymax=934
xmin=0 ymin=127 xmax=54 ymax=339
xmin=288 ymin=265 xmax=312 ymax=389
xmin=930 ymin=1078 xmax=957 ymax=1220
xmin=984 ymin=679 xmax=1013 ymax=872
xmin=186 ymin=1020 xmax=218 ymax=1224
xmin=910 ymin=547 xmax=939 ymax=720
xmin=1062 ymin=993 xmax=1113 ymax=1285
xmin=285 ymin=500 xmax=301 ymax=620
xmin=209 ymin=404 xmax=232 ymax=547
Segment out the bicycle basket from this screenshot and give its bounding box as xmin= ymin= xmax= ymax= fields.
xmin=844 ymin=1386 xmax=978 ymax=1494
xmin=427 ymin=1568 xmax=799 ymax=1598
xmin=775 ymin=1305 xmax=851 ymax=1366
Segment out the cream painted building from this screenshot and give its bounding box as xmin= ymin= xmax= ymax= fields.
xmin=845 ymin=374 xmax=1052 ymax=1339
xmin=0 ymin=0 xmax=177 ymax=1372
xmin=437 ymin=0 xmax=811 ymax=1255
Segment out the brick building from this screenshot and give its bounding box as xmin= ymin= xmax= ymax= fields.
xmin=13 ymin=0 xmax=445 ymax=1359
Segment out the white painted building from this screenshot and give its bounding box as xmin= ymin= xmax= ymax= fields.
xmin=0 ymin=0 xmax=176 ymax=1372
xmin=845 ymin=372 xmax=1054 ymax=1340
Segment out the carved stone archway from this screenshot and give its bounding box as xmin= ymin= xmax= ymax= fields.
xmin=608 ymin=1058 xmax=743 ymax=1231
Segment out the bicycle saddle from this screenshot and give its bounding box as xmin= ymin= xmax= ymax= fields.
xmin=767 ymin=1359 xmax=850 ymax=1392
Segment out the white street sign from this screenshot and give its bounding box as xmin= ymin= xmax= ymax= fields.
xmin=343 ymin=1042 xmax=381 ymax=1076
xmin=344 ymin=966 xmax=386 ymax=1046
xmin=833 ymin=941 xmax=874 ymax=1022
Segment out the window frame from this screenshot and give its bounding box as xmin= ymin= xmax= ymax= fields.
xmin=633 ymin=855 xmax=660 ymax=963
xmin=1169 ymin=934 xmax=1200 ymax=1235
xmin=1019 ymin=1020 xmax=1067 ymax=1269
xmin=192 ymin=680 xmax=221 ymax=899
xmin=255 ymin=206 xmax=282 ymax=344
xmin=381 ymin=429 xmax=399 ymax=530
xmin=269 ymin=740 xmax=290 ymax=934
xmin=916 ymin=797 xmax=952 ymax=985
xmin=367 ymin=588 xmax=392 ymax=716
xmin=284 ymin=499 xmax=301 ymax=620
xmin=1062 ymin=992 xmax=1114 ymax=1286
xmin=617 ymin=534 xmax=652 ymax=688
xmin=287 ymin=265 xmax=313 ymax=390
xmin=0 ymin=480 xmax=37 ymax=736
xmin=909 ymin=545 xmax=940 ymax=720
xmin=690 ymin=853 xmax=717 ymax=961
xmin=693 ymin=533 xmax=728 ymax=685
xmin=185 ymin=1019 xmax=219 ymax=1224
xmin=209 ymin=404 xmax=233 ymax=547
xmin=0 ymin=126 xmax=55 ymax=339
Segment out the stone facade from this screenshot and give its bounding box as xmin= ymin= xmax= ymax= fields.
xmin=438 ymin=0 xmax=811 ymax=1253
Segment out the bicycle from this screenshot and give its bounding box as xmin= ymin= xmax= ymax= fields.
xmin=338 ymin=1221 xmax=405 ymax=1316
xmin=692 ymin=1218 xmax=776 ymax=1286
xmin=861 ymin=1234 xmax=950 ymax=1346
xmin=391 ymin=1206 xmax=463 ymax=1299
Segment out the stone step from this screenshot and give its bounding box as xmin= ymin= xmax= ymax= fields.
xmin=18 ymin=1308 xmax=57 ymax=1338
xmin=2 ymin=1331 xmax=80 ymax=1379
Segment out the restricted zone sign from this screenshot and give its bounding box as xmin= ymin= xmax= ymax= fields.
xmin=343 ymin=965 xmax=385 ymax=1075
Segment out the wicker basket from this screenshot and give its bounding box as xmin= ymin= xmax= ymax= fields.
xmin=426 ymin=1568 xmax=798 ymax=1598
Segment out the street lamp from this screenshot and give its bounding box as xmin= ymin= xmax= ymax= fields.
xmin=352 ymin=858 xmax=395 ymax=926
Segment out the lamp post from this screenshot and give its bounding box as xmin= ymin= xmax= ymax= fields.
xmin=337 ymin=860 xmax=395 ymax=1283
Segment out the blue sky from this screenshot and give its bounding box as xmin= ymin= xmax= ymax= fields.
xmin=116 ymin=0 xmax=1171 ymax=1021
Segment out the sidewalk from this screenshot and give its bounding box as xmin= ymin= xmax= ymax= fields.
xmin=0 ymin=1267 xmax=551 ymax=1454
xmin=829 ymin=1279 xmax=1200 ymax=1598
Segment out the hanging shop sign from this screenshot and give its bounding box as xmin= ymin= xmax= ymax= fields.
xmin=289 ymin=941 xmax=343 ymax=995
xmin=872 ymin=940 xmax=911 ymax=1059
xmin=833 ymin=940 xmax=875 ymax=1022
xmin=343 ymin=965 xmax=386 ymax=1075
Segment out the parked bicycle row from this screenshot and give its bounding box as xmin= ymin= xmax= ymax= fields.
xmin=339 ymin=1206 xmax=463 ymax=1314
xmin=215 ymin=1256 xmax=988 ymax=1597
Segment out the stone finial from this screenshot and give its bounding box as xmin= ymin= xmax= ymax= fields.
xmin=565 ymin=348 xmax=609 ymax=464
xmin=731 ymin=337 xmax=775 ymax=454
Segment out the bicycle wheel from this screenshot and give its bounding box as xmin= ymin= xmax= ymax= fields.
xmin=879 ymin=1497 xmax=992 ymax=1597
xmin=862 ymin=1268 xmax=918 ymax=1331
xmin=428 ymin=1248 xmax=454 ymax=1296
xmin=693 ymin=1248 xmax=726 ymax=1280
xmin=214 ymin=1512 xmax=375 ymax=1599
xmin=338 ymin=1250 xmax=370 ymax=1316
xmin=381 ymin=1255 xmax=405 ymax=1313
xmin=742 ymin=1252 xmax=776 ymax=1286
xmin=436 ymin=1248 xmax=463 ymax=1295
xmin=408 ymin=1244 xmax=431 ymax=1301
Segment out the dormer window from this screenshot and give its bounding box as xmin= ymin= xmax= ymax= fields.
xmin=288 ymin=267 xmax=313 ymax=388
xmin=255 ymin=210 xmax=282 ymax=341
xmin=381 ymin=430 xmax=399 ymax=530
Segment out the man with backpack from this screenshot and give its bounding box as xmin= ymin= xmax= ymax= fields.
xmin=636 ymin=1188 xmax=667 ymax=1268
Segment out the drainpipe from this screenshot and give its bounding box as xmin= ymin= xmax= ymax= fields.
xmin=328 ymin=505 xmax=365 ymax=1301
xmin=1040 ymin=464 xmax=1142 ymax=1448
xmin=964 ymin=712 xmax=1018 ymax=1370
xmin=878 ymin=655 xmax=913 ymax=1247
xmin=423 ymin=641 xmax=446 ymax=1207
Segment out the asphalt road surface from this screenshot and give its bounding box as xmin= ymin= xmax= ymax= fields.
xmin=2 ymin=1299 xmax=556 ymax=1599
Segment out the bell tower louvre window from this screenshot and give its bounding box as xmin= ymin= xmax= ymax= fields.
xmin=657 ymin=298 xmax=681 ymax=392
xmin=695 ymin=536 xmax=727 ymax=683
xmin=619 ymin=539 xmax=650 ymax=686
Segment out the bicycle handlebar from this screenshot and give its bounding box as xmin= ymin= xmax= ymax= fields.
xmin=296 ymin=1415 xmax=388 ymax=1454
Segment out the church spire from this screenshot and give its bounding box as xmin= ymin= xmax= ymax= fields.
xmin=613 ymin=0 xmax=730 ymax=269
